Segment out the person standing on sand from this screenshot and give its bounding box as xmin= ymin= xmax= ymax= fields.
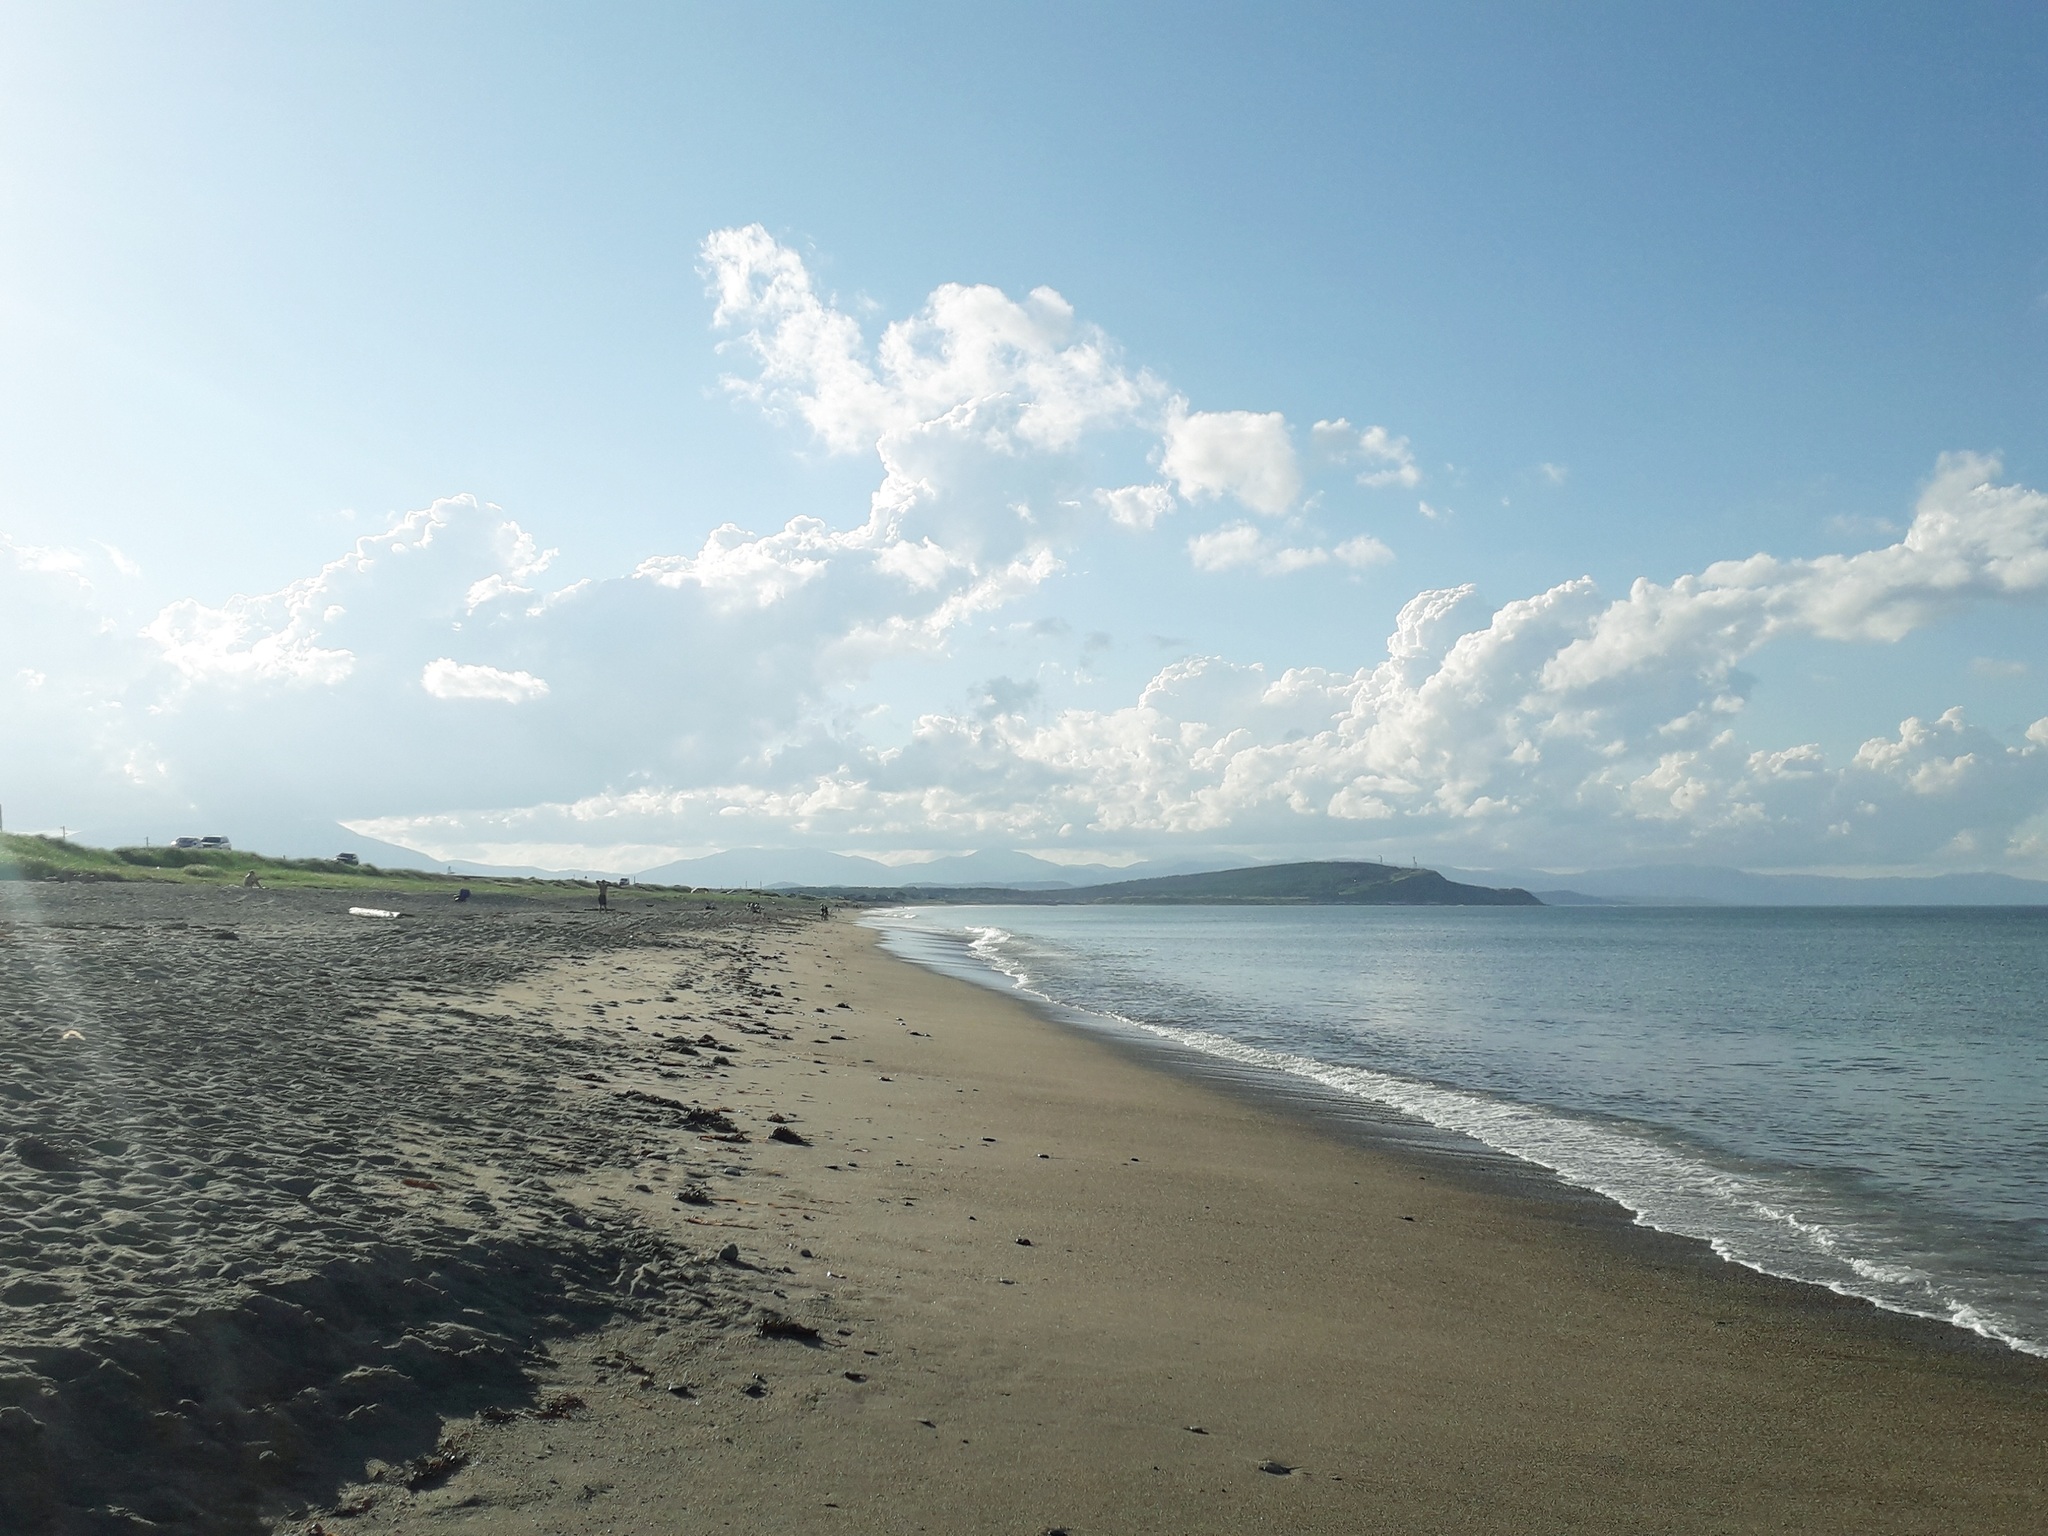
xmin=597 ymin=879 xmax=609 ymax=910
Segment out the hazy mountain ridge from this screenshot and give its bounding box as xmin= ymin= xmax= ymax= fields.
xmin=631 ymin=847 xmax=1238 ymax=890
xmin=243 ymin=834 xmax=2048 ymax=905
xmin=1441 ymin=863 xmax=2048 ymax=906
xmin=785 ymin=860 xmax=1540 ymax=907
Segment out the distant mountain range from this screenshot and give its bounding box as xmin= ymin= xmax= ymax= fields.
xmin=631 ymin=846 xmax=1234 ymax=890
xmin=783 ymin=860 xmax=1539 ymax=906
xmin=1439 ymin=863 xmax=2048 ymax=906
xmin=273 ymin=830 xmax=2048 ymax=906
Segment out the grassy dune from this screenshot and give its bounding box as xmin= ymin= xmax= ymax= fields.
xmin=0 ymin=832 xmax=783 ymax=905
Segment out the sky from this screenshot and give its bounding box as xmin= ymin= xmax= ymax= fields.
xmin=2 ymin=1 xmax=2046 ymax=876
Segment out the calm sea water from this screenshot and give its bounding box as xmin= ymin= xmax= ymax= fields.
xmin=868 ymin=905 xmax=2048 ymax=1355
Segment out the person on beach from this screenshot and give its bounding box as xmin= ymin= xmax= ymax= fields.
xmin=597 ymin=879 xmax=610 ymax=910
xmin=241 ymin=871 xmax=262 ymax=888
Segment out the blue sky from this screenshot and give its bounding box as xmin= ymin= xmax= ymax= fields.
xmin=3 ymin=2 xmax=2046 ymax=874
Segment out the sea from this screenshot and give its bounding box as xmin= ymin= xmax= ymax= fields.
xmin=867 ymin=904 xmax=2048 ymax=1357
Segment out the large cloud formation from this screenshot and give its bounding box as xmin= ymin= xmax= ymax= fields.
xmin=4 ymin=227 xmax=2046 ymax=873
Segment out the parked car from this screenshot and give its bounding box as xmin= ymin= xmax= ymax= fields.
xmin=335 ymin=852 xmax=360 ymax=866
xmin=172 ymin=835 xmax=233 ymax=851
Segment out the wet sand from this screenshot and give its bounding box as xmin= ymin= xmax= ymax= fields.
xmin=4 ymin=888 xmax=2045 ymax=1533
xmin=331 ymin=917 xmax=2044 ymax=1535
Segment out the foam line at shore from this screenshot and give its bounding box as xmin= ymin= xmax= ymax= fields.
xmin=870 ymin=912 xmax=2046 ymax=1360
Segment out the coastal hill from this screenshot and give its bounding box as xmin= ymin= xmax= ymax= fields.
xmin=791 ymin=858 xmax=1541 ymax=906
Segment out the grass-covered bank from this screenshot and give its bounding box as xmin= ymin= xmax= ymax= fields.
xmin=0 ymin=833 xmax=797 ymax=907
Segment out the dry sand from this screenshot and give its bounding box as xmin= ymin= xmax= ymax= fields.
xmin=4 ymin=887 xmax=2044 ymax=1534
xmin=325 ymin=917 xmax=2044 ymax=1535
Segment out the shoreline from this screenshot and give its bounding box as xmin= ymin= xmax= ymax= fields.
xmin=7 ymin=883 xmax=2042 ymax=1533
xmin=863 ymin=910 xmax=2043 ymax=1366
xmin=332 ymin=914 xmax=2044 ymax=1535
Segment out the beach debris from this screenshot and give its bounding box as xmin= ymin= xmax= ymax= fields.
xmin=757 ymin=1310 xmax=823 ymax=1344
xmin=717 ymin=1243 xmax=742 ymax=1264
xmin=348 ymin=907 xmax=404 ymax=919
xmin=676 ymin=1184 xmax=714 ymax=1205
xmin=743 ymin=1375 xmax=769 ymax=1397
xmin=918 ymin=1418 xmax=936 ymax=1428
xmin=614 ymin=1090 xmax=745 ymax=1138
xmin=389 ymin=1441 xmax=468 ymax=1490
xmin=666 ymin=1381 xmax=695 ymax=1397
xmin=770 ymin=1125 xmax=812 ymax=1146
xmin=1186 ymin=1425 xmax=1208 ymax=1434
xmin=1258 ymin=1459 xmax=1294 ymax=1476
xmin=532 ymin=1393 xmax=586 ymax=1420
xmin=1015 ymin=1237 xmax=1033 ymax=1246
xmin=843 ymin=1371 xmax=867 ymax=1383
xmin=59 ymin=1029 xmax=84 ymax=1041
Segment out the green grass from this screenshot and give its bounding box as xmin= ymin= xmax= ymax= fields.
xmin=0 ymin=832 xmax=794 ymax=905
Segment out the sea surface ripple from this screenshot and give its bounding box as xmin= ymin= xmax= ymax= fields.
xmin=870 ymin=904 xmax=2048 ymax=1357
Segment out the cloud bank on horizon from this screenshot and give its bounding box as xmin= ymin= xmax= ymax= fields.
xmin=5 ymin=226 xmax=2048 ymax=875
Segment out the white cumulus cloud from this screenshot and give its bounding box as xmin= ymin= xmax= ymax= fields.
xmin=1161 ymin=404 xmax=1301 ymax=515
xmin=1188 ymin=523 xmax=1392 ymax=576
xmin=1314 ymin=418 xmax=1421 ymax=488
xmin=10 ymin=229 xmax=2048 ymax=880
xmin=1094 ymin=483 xmax=1176 ymax=530
xmin=420 ymin=659 xmax=551 ymax=703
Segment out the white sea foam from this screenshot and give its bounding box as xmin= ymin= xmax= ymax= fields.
xmin=870 ymin=912 xmax=2047 ymax=1359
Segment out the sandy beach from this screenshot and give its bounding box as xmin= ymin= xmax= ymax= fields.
xmin=4 ymin=886 xmax=2044 ymax=1534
